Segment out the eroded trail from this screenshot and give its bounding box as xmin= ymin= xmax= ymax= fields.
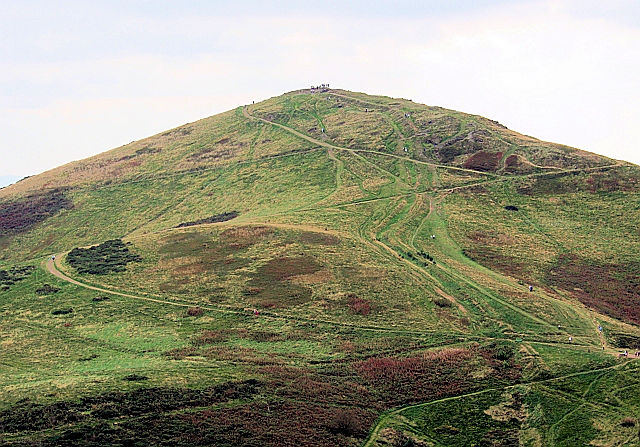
xmin=242 ymin=106 xmax=496 ymax=177
xmin=45 ymin=256 xmax=450 ymax=338
xmin=362 ymin=360 xmax=638 ymax=447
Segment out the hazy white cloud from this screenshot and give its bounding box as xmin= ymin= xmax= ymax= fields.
xmin=1 ymin=0 xmax=638 ymax=182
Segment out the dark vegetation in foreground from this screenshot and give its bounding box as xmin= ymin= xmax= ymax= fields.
xmin=0 ymin=342 xmax=519 ymax=446
xmin=67 ymin=239 xmax=142 ymax=275
xmin=176 ymin=211 xmax=239 ymax=228
xmin=0 ymin=189 xmax=72 ymax=236
xmin=0 ymin=380 xmax=259 ymax=434
xmin=0 ymin=266 xmax=34 ymax=291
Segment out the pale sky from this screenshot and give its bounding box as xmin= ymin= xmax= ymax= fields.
xmin=1 ymin=0 xmax=639 ymax=187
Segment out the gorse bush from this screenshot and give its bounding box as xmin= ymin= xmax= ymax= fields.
xmin=67 ymin=239 xmax=142 ymax=275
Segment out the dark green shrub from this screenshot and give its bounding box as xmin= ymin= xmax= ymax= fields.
xmin=176 ymin=211 xmax=239 ymax=228
xmin=123 ymin=374 xmax=148 ymax=382
xmin=67 ymin=239 xmax=141 ymax=275
xmin=0 ymin=265 xmax=35 ymax=290
xmin=434 ymin=298 xmax=453 ymax=308
xmin=36 ymin=284 xmax=60 ymax=295
xmin=621 ymin=417 xmax=636 ymax=427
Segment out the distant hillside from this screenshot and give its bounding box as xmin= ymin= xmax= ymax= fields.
xmin=0 ymin=89 xmax=616 ymax=199
xmin=1 ymin=89 xmax=640 ymax=447
xmin=0 ymin=175 xmax=21 ymax=189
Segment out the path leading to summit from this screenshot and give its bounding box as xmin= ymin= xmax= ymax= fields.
xmin=242 ymin=106 xmax=496 ymax=177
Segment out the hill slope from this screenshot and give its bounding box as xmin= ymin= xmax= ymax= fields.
xmin=1 ymin=89 xmax=640 ymax=446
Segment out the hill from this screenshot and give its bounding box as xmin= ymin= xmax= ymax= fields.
xmin=1 ymin=89 xmax=640 ymax=446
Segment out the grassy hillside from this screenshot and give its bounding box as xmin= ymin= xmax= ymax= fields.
xmin=1 ymin=89 xmax=640 ymax=446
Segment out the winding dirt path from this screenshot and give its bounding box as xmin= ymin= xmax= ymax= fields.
xmin=46 ymin=257 xmax=233 ymax=312
xmin=362 ymin=360 xmax=637 ymax=447
xmin=242 ymin=106 xmax=496 ymax=177
xmin=45 ymin=256 xmax=451 ymax=338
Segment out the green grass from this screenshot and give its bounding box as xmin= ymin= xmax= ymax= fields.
xmin=0 ymin=89 xmax=639 ymax=446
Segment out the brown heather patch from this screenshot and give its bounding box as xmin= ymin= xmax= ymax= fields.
xmin=463 ymin=247 xmax=527 ymax=278
xmin=347 ymin=294 xmax=372 ymax=315
xmin=298 ymin=231 xmax=341 ymax=246
xmin=354 ymin=347 xmax=484 ymax=405
xmin=0 ymin=189 xmax=73 ymax=236
xmin=193 ymin=329 xmax=235 ymax=345
xmin=259 ymin=256 xmax=322 ymax=280
xmin=243 ymin=257 xmax=324 ymax=308
xmin=463 ymin=151 xmax=504 ymax=172
xmin=547 ymin=254 xmax=640 ymax=325
xmin=290 ymin=269 xmax=333 ymax=285
xmin=176 ymin=401 xmax=373 ymax=447
xmin=220 ymin=225 xmax=274 ymax=248
xmin=185 ymin=307 xmax=204 ymax=317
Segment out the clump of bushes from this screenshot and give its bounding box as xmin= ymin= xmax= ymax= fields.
xmin=484 ymin=341 xmax=516 ymax=361
xmin=0 ymin=266 xmax=35 ymax=291
xmin=176 ymin=211 xmax=239 ymax=228
xmin=51 ymin=308 xmax=73 ymax=315
xmin=92 ymin=296 xmax=110 ymax=302
xmin=186 ymin=307 xmax=204 ymax=317
xmin=36 ymin=284 xmax=60 ymax=295
xmin=401 ymin=250 xmax=436 ymax=266
xmin=327 ymin=408 xmax=365 ymax=436
xmin=621 ymin=417 xmax=636 ymax=427
xmin=434 ymin=297 xmax=453 ymax=308
xmin=123 ymin=374 xmax=148 ymax=382
xmin=67 ymin=239 xmax=142 ymax=275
